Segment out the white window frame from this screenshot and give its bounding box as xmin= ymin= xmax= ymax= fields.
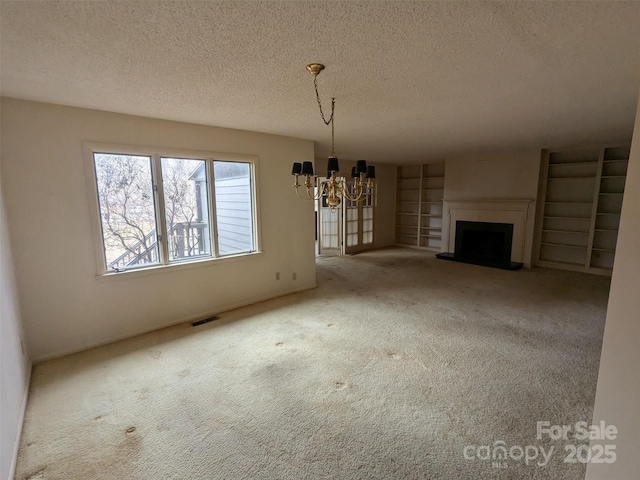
xmin=83 ymin=142 xmax=261 ymax=277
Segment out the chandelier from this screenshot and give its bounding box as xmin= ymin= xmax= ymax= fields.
xmin=291 ymin=63 xmax=376 ymax=209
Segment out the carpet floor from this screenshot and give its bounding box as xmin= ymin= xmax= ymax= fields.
xmin=15 ymin=247 xmax=610 ymax=480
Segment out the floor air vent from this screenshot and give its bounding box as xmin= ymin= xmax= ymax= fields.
xmin=191 ymin=315 xmax=220 ymax=327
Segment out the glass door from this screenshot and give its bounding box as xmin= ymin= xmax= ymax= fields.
xmin=317 ymin=188 xmax=343 ymax=256
xmin=343 ymin=182 xmax=375 ymax=254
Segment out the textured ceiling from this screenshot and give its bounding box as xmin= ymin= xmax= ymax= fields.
xmin=2 ymin=1 xmax=640 ymax=164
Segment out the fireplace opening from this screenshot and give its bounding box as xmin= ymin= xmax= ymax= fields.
xmin=436 ymin=221 xmax=523 ymax=270
xmin=457 ymin=221 xmax=512 ymax=264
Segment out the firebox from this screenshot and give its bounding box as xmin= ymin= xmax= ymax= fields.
xmin=436 ymin=221 xmax=523 ymax=270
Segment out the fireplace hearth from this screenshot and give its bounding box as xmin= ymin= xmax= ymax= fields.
xmin=436 ymin=221 xmax=523 ymax=270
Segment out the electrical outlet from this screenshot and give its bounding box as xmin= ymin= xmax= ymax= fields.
xmin=275 ymin=272 xmax=280 ymax=280
xmin=292 ymin=272 xmax=297 ymax=280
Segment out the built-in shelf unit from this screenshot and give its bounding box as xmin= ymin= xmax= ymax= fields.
xmin=535 ymin=145 xmax=629 ymax=275
xmin=395 ymin=162 xmax=445 ymax=251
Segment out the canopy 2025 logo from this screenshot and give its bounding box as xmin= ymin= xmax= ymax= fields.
xmin=462 ymin=421 xmax=618 ymax=469
xmin=537 ymin=421 xmax=617 ymax=464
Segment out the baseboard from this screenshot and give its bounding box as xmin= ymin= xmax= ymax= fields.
xmin=32 ymin=283 xmax=317 ymax=363
xmin=9 ymin=360 xmax=32 ymax=480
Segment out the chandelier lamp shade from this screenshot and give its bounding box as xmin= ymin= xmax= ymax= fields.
xmin=292 ymin=63 xmax=376 ymax=209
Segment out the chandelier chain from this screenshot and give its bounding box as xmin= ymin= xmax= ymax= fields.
xmin=313 ymin=75 xmax=336 ymax=157
xmin=292 ymin=63 xmax=376 ymax=210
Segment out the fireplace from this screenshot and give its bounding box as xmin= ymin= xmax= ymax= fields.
xmin=437 ymin=220 xmax=523 ymax=270
xmin=438 ymin=198 xmax=534 ymax=269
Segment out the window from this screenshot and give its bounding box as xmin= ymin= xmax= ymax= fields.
xmin=89 ymin=146 xmax=257 ymax=274
xmin=161 ymin=157 xmax=211 ymax=262
xmin=213 ymin=161 xmax=254 ymax=256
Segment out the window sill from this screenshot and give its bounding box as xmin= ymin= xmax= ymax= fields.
xmin=95 ymin=251 xmax=263 ymax=281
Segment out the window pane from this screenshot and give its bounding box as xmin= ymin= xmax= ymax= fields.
xmin=161 ymin=158 xmax=211 ymax=262
xmin=320 ymin=199 xmax=340 ymax=249
xmin=214 ymin=161 xmax=254 ymax=255
xmin=94 ymin=153 xmax=159 ymax=270
xmin=345 ymin=182 xmax=358 ymax=247
xmin=363 ymin=205 xmax=373 ymax=244
xmin=346 ymin=205 xmax=358 ymax=247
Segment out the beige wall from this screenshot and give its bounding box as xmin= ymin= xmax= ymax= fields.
xmin=443 ymin=150 xmax=541 ymax=266
xmin=1 ymin=98 xmax=317 ymax=360
xmin=586 ymin=92 xmax=640 ymax=479
xmin=0 ymin=165 xmax=31 ymax=480
xmin=443 ymin=150 xmax=541 ymax=201
xmin=375 ymin=163 xmax=397 ymax=248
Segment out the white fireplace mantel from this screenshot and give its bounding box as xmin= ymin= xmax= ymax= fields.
xmin=442 ymin=198 xmax=536 ymax=267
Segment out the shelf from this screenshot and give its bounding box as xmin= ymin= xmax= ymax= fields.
xmin=603 ymin=146 xmax=630 ymax=162
xmin=538 ymin=259 xmax=586 ymax=268
xmin=548 ymin=160 xmax=598 ymax=165
xmin=538 ymin=144 xmax=630 ymax=276
xmin=544 ymin=215 xmax=591 ymax=220
xmin=545 ymin=201 xmax=592 ymax=205
xmin=396 ymin=162 xmax=446 ymax=251
xmin=542 ymin=229 xmax=589 ymax=235
xmin=589 ymin=267 xmax=614 ymax=276
xmin=541 ymin=242 xmax=587 ymax=250
xmin=547 ymin=175 xmax=596 ymax=179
